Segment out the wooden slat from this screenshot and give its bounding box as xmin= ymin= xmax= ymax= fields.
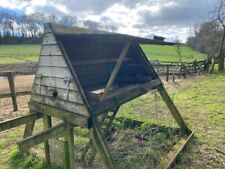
xmin=157 ymin=84 xmax=191 ymax=134
xmin=18 ymin=123 xmax=68 ymax=151
xmin=30 ymin=93 xmax=89 ymax=116
xmin=41 ymin=44 xmax=62 ymax=56
xmin=91 ymin=78 xmax=162 ymax=115
xmin=0 ymin=91 xmax=30 ymax=99
xmin=36 ymin=66 xmax=73 ymax=79
xmin=70 ymin=58 xmax=130 ymax=66
xmin=90 ymin=120 xmax=114 ymax=169
xmin=0 ymin=113 xmax=42 ymax=132
xmin=42 ymin=33 xmax=57 ymax=45
xmin=101 ymin=42 xmax=131 ymax=100
xmin=43 ymin=115 xmax=52 ymax=164
xmin=29 ymin=101 xmax=91 ymax=128
xmin=32 ymin=84 xmax=83 ymax=104
xmin=33 ymin=76 xmax=78 ymax=91
xmin=39 ymin=55 xmax=67 ymax=67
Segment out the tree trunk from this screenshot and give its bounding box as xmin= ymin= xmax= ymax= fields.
xmin=218 ymin=54 xmax=225 ymax=71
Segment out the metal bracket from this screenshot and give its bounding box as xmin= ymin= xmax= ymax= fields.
xmin=37 ymin=74 xmax=42 ymax=94
xmin=64 ymin=76 xmax=71 ymax=100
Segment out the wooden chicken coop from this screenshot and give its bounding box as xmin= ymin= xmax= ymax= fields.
xmin=0 ymin=23 xmax=193 ymax=169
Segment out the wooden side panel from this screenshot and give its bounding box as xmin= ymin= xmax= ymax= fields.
xmin=42 ymin=33 xmax=57 ymax=44
xmin=39 ymin=56 xmax=68 ymax=67
xmin=31 ymin=41 xmax=89 ymax=116
xmin=41 ymin=45 xmax=62 ymax=56
xmin=30 ymin=94 xmax=89 ymax=116
xmin=36 ymin=67 xmax=73 ymax=79
xmin=32 ymin=84 xmax=83 ymax=104
xmin=33 ymin=76 xmax=78 ymax=91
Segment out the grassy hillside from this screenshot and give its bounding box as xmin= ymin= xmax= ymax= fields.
xmin=141 ymin=44 xmax=207 ymax=62
xmin=0 ymin=44 xmax=207 ymax=64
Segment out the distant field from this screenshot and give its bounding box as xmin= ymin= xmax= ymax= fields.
xmin=141 ymin=44 xmax=207 ymax=62
xmin=0 ymin=44 xmax=207 ymax=64
xmin=0 ymin=45 xmax=40 ymax=64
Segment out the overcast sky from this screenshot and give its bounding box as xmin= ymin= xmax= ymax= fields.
xmin=0 ymin=0 xmax=217 ymax=42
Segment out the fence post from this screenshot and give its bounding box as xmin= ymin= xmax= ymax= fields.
xmin=7 ymin=72 xmax=18 ymax=111
xmin=166 ymin=65 xmax=169 ymax=82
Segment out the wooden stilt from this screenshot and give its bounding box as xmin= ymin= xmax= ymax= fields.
xmin=90 ymin=119 xmax=114 ymax=169
xmin=43 ymin=115 xmax=52 ymax=164
xmin=64 ymin=123 xmax=75 ymax=169
xmin=7 ymin=72 xmax=18 ymax=111
xmin=23 ymin=112 xmax=36 ymax=138
xmin=157 ymin=84 xmax=191 ymax=134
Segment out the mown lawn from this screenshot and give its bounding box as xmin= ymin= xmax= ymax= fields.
xmin=0 ymin=44 xmax=207 ymax=64
xmin=0 ymin=72 xmax=224 ymax=168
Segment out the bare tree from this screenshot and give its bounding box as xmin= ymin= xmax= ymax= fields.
xmin=214 ymin=0 xmax=225 ymax=71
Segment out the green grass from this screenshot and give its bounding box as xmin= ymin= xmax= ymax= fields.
xmin=0 ymin=44 xmax=207 ymax=64
xmin=1 ymin=73 xmax=224 ymax=168
xmin=0 ymin=45 xmax=41 ymax=63
xmin=141 ymin=44 xmax=207 ymax=62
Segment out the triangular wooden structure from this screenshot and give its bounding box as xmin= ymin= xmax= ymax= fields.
xmin=0 ymin=23 xmax=192 ymax=169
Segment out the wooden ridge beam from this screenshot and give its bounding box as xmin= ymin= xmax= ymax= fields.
xmin=18 ymin=122 xmax=69 ymax=151
xmin=0 ymin=113 xmax=42 ymax=132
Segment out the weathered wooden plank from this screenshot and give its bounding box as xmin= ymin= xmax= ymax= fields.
xmin=157 ymin=84 xmax=191 ymax=134
xmin=33 ymin=76 xmax=78 ymax=91
xmin=90 ymin=120 xmax=114 ymax=169
xmin=64 ymin=123 xmax=75 ymax=169
xmin=36 ymin=66 xmax=73 ymax=79
xmin=0 ymin=91 xmax=30 ymax=99
xmin=101 ymin=42 xmax=131 ymax=100
xmin=18 ymin=123 xmax=67 ymax=151
xmin=43 ymin=115 xmax=52 ymax=164
xmin=39 ymin=55 xmax=67 ymax=67
xmin=7 ymin=72 xmax=18 ymax=111
xmin=92 ymin=78 xmax=162 ymax=115
xmin=0 ymin=113 xmax=42 ymax=132
xmin=70 ymin=58 xmax=130 ymax=66
xmin=32 ymin=84 xmax=83 ymax=104
xmin=30 ymin=94 xmax=89 ymax=116
xmin=42 ymin=33 xmax=57 ymax=45
xmin=41 ymin=44 xmax=62 ymax=56
xmin=29 ymin=101 xmax=91 ymax=128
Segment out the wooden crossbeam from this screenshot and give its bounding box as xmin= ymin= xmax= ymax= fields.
xmin=157 ymin=84 xmax=191 ymax=134
xmin=92 ymin=78 xmax=162 ymax=115
xmin=29 ymin=101 xmax=91 ymax=128
xmin=0 ymin=113 xmax=42 ymax=132
xmin=18 ymin=123 xmax=68 ymax=151
xmin=101 ymin=42 xmax=131 ymax=100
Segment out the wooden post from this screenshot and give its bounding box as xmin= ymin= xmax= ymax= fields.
xmin=64 ymin=123 xmax=75 ymax=169
xmin=43 ymin=115 xmax=52 ymax=164
xmin=157 ymin=84 xmax=191 ymax=134
xmin=7 ymin=72 xmax=18 ymax=111
xmin=166 ymin=65 xmax=169 ymax=82
xmin=90 ymin=119 xmax=114 ymax=169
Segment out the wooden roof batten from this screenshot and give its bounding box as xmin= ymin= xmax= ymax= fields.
xmin=0 ymin=23 xmax=193 ymax=169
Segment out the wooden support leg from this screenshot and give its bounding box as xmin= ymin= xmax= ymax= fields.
xmin=43 ymin=115 xmax=52 ymax=164
xmin=90 ymin=120 xmax=114 ymax=169
xmin=157 ymin=84 xmax=191 ymax=134
xmin=23 ymin=112 xmax=36 ymax=138
xmin=7 ymin=72 xmax=18 ymax=111
xmin=64 ymin=123 xmax=75 ymax=169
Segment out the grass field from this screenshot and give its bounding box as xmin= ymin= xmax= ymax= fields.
xmin=0 ymin=45 xmax=40 ymax=64
xmin=141 ymin=44 xmax=207 ymax=62
xmin=0 ymin=44 xmax=207 ymax=64
xmin=0 ymin=73 xmax=224 ymax=168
